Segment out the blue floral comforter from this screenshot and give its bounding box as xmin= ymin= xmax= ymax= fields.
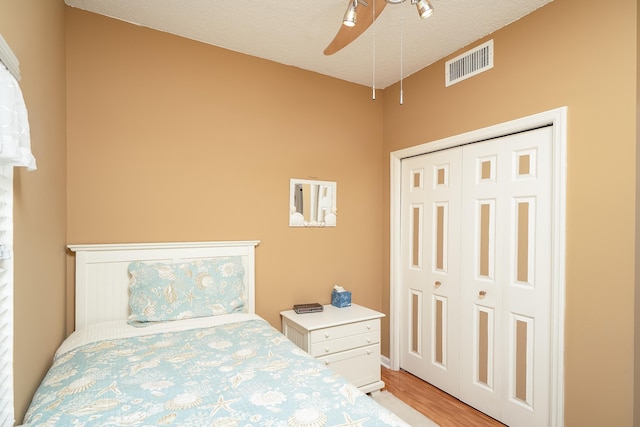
xmin=24 ymin=317 xmax=408 ymax=426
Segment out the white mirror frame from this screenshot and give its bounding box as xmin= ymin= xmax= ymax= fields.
xmin=289 ymin=179 xmax=337 ymax=227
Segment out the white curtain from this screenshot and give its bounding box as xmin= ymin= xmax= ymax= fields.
xmin=0 ymin=64 xmax=36 ymax=171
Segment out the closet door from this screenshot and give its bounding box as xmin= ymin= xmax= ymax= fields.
xmin=399 ymin=149 xmax=462 ymax=397
xmin=459 ymin=126 xmax=552 ymax=427
xmin=399 ymin=126 xmax=553 ymax=426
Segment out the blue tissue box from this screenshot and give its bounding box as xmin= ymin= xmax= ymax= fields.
xmin=331 ymin=290 xmax=352 ymax=308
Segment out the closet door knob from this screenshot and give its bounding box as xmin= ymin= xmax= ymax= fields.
xmin=479 ymin=290 xmax=487 ymax=298
xmin=435 ymin=281 xmax=442 ymax=288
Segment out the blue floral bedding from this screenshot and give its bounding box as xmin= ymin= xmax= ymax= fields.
xmin=24 ymin=318 xmax=409 ymax=426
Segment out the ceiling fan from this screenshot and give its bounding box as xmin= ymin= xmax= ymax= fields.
xmin=324 ymin=0 xmax=434 ymax=55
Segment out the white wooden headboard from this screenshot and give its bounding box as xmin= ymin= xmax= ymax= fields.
xmin=67 ymin=240 xmax=260 ymax=331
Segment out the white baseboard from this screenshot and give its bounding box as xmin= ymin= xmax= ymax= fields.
xmin=381 ymin=355 xmax=391 ymax=369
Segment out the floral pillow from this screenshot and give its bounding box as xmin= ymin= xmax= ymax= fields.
xmin=127 ymin=256 xmax=245 ymax=326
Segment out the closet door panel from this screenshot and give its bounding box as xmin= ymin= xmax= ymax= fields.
xmin=459 ymin=127 xmax=552 ymax=427
xmin=400 ymin=149 xmax=462 ymax=397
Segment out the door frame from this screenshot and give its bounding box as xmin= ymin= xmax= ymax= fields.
xmin=389 ymin=107 xmax=567 ymax=426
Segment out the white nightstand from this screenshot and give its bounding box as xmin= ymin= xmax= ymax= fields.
xmin=280 ymin=303 xmax=385 ymax=394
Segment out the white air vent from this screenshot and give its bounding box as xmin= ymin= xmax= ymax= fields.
xmin=445 ymin=40 xmax=493 ymax=87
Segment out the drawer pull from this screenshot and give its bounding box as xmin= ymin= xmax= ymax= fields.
xmin=324 ymin=360 xmax=329 ymax=365
xmin=366 ymin=324 xmax=371 ymax=330
xmin=367 ymin=338 xmax=371 ymax=343
xmin=324 ymin=332 xmax=330 ymax=338
xmin=324 ymin=347 xmax=330 ymax=353
xmin=367 ymin=350 xmax=372 ymax=355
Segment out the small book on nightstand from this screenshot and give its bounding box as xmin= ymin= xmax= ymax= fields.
xmin=293 ymin=303 xmax=323 ymax=314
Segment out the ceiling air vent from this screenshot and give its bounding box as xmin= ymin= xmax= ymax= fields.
xmin=445 ymin=40 xmax=493 ymax=87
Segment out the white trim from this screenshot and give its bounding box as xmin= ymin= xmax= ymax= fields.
xmin=389 ymin=107 xmax=566 ymax=426
xmin=380 ymin=355 xmax=391 ymax=369
xmin=0 ymin=167 xmax=14 ymax=427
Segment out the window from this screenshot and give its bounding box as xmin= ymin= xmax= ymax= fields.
xmin=0 ymin=35 xmax=37 ymax=424
xmin=0 ymin=166 xmax=14 ymax=426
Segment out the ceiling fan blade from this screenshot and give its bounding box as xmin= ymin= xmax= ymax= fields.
xmin=323 ymin=0 xmax=387 ymax=56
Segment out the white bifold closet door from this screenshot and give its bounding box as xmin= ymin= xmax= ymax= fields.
xmin=400 ymin=148 xmax=463 ymax=397
xmin=400 ymin=126 xmax=552 ymax=427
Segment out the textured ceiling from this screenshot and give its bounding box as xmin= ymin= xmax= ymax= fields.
xmin=64 ymin=0 xmax=553 ymax=89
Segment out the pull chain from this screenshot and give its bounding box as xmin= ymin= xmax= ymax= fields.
xmin=372 ymin=0 xmax=376 ymax=100
xmin=399 ymin=1 xmax=404 ymax=105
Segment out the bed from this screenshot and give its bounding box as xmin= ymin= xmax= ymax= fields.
xmin=23 ymin=241 xmax=409 ymax=426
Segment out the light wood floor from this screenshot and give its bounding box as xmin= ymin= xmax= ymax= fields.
xmin=381 ymin=367 xmax=505 ymax=427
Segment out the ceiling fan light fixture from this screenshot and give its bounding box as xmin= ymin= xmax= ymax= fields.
xmin=343 ymin=0 xmax=370 ymax=27
xmin=343 ymin=0 xmax=358 ymax=27
xmin=413 ymin=0 xmax=434 ymax=18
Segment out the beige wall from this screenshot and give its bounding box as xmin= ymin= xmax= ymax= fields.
xmin=0 ymin=0 xmax=67 ymax=423
xmin=381 ymin=0 xmax=637 ymax=425
xmin=65 ymin=9 xmax=385 ymax=332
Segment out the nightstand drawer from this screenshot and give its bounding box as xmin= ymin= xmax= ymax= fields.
xmin=309 ymin=319 xmax=380 ymax=343
xmin=318 ymin=343 xmax=381 ymax=388
xmin=310 ymin=330 xmax=379 ymax=356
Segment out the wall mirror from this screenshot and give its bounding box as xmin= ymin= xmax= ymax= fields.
xmin=289 ymin=179 xmax=337 ymax=227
